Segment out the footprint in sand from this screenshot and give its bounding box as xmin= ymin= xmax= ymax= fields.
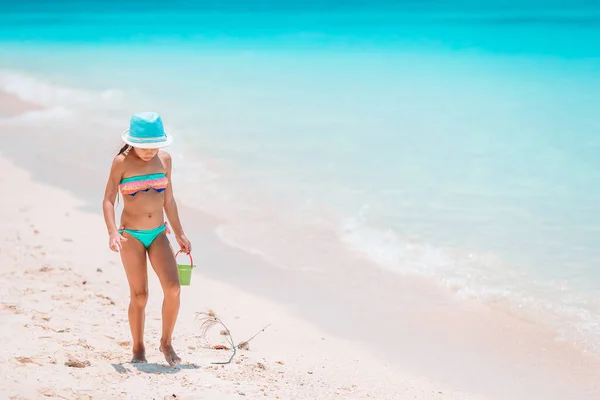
xmin=31 ymin=311 xmax=51 ymax=322
xmin=64 ymin=339 xmax=95 ymax=351
xmin=51 ymin=294 xmax=73 ymax=301
xmin=37 ymin=388 xmax=82 ymax=399
xmin=14 ymin=356 xmax=43 ymax=366
xmin=1 ymin=304 xmax=23 ymax=314
xmin=78 ymin=339 xmax=95 ymax=350
xmin=36 ymin=324 xmax=70 ymax=333
xmin=64 ymin=356 xmax=91 ymax=368
xmin=100 ymin=351 xmax=123 ymax=362
xmin=97 ymin=294 xmax=116 ymax=305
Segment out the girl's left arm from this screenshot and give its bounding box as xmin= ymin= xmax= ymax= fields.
xmin=161 ymin=151 xmax=192 ymax=254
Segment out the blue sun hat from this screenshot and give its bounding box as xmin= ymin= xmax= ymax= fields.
xmin=122 ymin=112 xmax=173 ymax=149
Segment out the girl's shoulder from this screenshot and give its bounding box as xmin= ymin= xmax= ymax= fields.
xmin=113 ymin=153 xmax=128 ymax=167
xmin=158 ymin=150 xmax=172 ymax=169
xmin=158 ymin=150 xmax=172 ymax=163
xmin=110 ymin=153 xmax=128 ymax=176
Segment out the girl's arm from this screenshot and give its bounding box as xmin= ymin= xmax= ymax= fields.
xmin=102 ymin=155 xmax=127 ymax=251
xmin=161 ymin=151 xmax=192 ymax=253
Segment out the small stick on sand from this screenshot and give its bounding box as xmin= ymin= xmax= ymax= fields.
xmin=236 ymin=323 xmax=271 ymax=350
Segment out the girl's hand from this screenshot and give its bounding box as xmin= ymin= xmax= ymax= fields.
xmin=109 ymin=232 xmax=127 ymax=252
xmin=176 ymin=233 xmax=192 ymax=254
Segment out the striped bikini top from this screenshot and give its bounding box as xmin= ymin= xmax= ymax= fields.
xmin=119 ymin=173 xmax=169 ymax=196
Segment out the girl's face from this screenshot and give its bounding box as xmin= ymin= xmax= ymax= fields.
xmin=133 ymin=147 xmax=159 ymax=162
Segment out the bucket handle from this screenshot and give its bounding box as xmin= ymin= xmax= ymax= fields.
xmin=174 ymin=250 xmax=194 ymax=268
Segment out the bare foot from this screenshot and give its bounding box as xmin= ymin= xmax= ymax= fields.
xmin=159 ymin=342 xmax=181 ymax=366
xmin=131 ymin=347 xmax=147 ymax=363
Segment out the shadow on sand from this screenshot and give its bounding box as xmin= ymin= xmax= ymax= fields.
xmin=111 ymin=362 xmax=200 ymax=375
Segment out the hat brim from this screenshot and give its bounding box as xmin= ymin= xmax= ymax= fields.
xmin=121 ymin=129 xmax=173 ymax=149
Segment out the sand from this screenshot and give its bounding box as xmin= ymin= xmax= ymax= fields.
xmin=0 ymin=93 xmax=484 ymax=399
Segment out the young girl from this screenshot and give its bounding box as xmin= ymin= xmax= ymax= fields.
xmin=102 ymin=112 xmax=192 ymax=366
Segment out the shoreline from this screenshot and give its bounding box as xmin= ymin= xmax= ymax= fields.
xmin=0 ymin=90 xmax=43 ymax=117
xmin=2 ymin=89 xmax=600 ymax=398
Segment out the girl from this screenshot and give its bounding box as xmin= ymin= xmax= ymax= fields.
xmin=102 ymin=112 xmax=192 ymax=366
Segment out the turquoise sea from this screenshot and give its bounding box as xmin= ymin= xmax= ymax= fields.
xmin=2 ymin=1 xmax=600 ymax=354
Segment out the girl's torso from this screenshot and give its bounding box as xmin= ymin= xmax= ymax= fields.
xmin=119 ymin=154 xmax=169 ymax=230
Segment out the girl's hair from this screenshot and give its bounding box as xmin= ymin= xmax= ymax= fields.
xmin=115 ymin=143 xmax=131 ymax=207
xmin=117 ymin=143 xmax=131 ymax=156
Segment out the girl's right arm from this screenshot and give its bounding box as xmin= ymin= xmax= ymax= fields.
xmin=102 ymin=155 xmax=127 ymax=252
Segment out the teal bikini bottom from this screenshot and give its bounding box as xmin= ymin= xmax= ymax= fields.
xmin=119 ymin=223 xmax=168 ymax=248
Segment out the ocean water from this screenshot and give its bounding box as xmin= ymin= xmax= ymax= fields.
xmin=2 ymin=2 xmax=600 ymax=353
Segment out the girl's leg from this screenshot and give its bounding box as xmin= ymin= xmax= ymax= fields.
xmin=147 ymin=233 xmax=181 ymax=366
xmin=119 ymin=232 xmax=149 ymax=363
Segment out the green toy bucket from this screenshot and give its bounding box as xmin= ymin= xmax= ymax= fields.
xmin=175 ymin=251 xmax=195 ymax=286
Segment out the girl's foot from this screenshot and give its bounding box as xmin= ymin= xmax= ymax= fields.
xmin=159 ymin=341 xmax=181 ymax=366
xmin=131 ymin=346 xmax=147 ymax=363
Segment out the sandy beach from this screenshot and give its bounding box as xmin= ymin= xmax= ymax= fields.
xmin=0 ymin=92 xmax=487 ymax=400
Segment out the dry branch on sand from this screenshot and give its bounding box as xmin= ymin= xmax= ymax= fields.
xmin=195 ymin=309 xmax=270 ymax=365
